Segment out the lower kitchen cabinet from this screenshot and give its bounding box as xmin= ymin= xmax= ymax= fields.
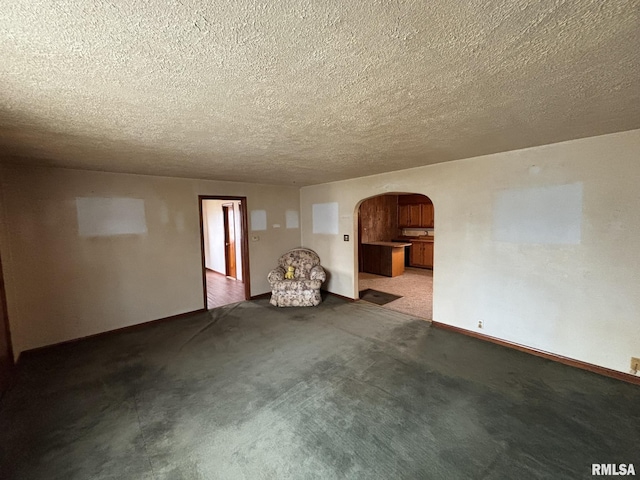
xmin=409 ymin=241 xmax=434 ymax=268
xmin=361 ymin=242 xmax=411 ymax=277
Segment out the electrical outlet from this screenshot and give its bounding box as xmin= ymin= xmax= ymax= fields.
xmin=631 ymin=357 xmax=640 ymax=374
xmin=478 ymin=320 xmax=483 ymax=329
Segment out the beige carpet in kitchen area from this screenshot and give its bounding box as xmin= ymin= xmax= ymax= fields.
xmin=358 ymin=267 xmax=432 ymax=319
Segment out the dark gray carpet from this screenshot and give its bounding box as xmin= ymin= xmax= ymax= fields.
xmin=359 ymin=288 xmax=402 ymax=305
xmin=1 ymin=296 xmax=639 ymax=479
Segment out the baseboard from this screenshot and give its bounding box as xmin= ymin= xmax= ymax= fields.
xmin=18 ymin=308 xmax=207 ymax=361
xmin=431 ymin=321 xmax=640 ymax=386
xmin=206 ymin=268 xmax=227 ymax=277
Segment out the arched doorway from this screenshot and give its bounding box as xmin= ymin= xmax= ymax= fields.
xmin=356 ymin=193 xmax=434 ymax=320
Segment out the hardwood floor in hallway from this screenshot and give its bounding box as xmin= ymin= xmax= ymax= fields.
xmin=206 ymin=269 xmax=245 ymax=309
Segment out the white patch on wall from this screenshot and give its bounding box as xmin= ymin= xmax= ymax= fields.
xmin=312 ymin=202 xmax=339 ymax=235
xmin=492 ymin=183 xmax=583 ymax=244
xmin=285 ymin=210 xmax=299 ymax=229
xmin=251 ymin=210 xmax=267 ymax=231
xmin=76 ymin=197 xmax=147 ymax=237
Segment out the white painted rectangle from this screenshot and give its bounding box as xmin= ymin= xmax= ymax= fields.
xmin=312 ymin=202 xmax=339 ymax=234
xmin=250 ymin=210 xmax=267 ymax=231
xmin=285 ymin=210 xmax=299 ymax=229
xmin=492 ymin=183 xmax=583 ymax=244
xmin=76 ymin=197 xmax=147 ymax=237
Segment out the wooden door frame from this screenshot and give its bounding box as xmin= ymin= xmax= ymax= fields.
xmin=198 ymin=196 xmax=251 ymax=307
xmin=222 ymin=203 xmax=236 ymax=279
xmin=0 ymin=250 xmax=15 ymax=397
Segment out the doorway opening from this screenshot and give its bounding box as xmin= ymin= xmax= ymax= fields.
xmin=199 ymin=196 xmax=251 ymax=309
xmin=356 ymin=193 xmax=434 ymax=320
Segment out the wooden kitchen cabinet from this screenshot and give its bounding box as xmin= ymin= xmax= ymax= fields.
xmin=398 ymin=203 xmax=434 ymax=228
xmin=362 ymin=242 xmax=411 ymax=277
xmin=420 ymin=203 xmax=434 ymax=227
xmin=398 ymin=204 xmax=422 ymax=227
xmin=409 ymin=241 xmax=434 ymax=268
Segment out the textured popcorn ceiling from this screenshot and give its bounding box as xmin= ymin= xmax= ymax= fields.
xmin=1 ymin=1 xmax=639 ymax=185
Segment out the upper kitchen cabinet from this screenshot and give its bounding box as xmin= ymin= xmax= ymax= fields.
xmin=398 ymin=203 xmax=421 ymax=227
xmin=420 ymin=203 xmax=434 ymax=227
xmin=398 ymin=195 xmax=434 ymax=228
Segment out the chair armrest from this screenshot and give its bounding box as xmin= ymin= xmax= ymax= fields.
xmin=268 ymin=266 xmax=285 ymax=284
xmin=310 ymin=265 xmax=326 ymax=282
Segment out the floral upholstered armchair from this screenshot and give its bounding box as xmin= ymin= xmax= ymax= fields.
xmin=267 ymin=248 xmax=326 ymax=307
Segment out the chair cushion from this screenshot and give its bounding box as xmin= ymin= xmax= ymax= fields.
xmin=272 ymin=278 xmax=323 ymax=290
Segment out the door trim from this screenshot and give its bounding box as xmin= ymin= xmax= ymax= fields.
xmin=198 ymin=196 xmax=251 ymax=308
xmin=222 ymin=203 xmax=237 ymax=279
xmin=0 ymin=251 xmax=15 ymax=397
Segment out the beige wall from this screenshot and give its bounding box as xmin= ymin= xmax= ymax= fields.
xmin=0 ymin=165 xmax=300 ymax=357
xmin=2 ymin=130 xmax=638 ymax=375
xmin=301 ymin=129 xmax=640 ymax=375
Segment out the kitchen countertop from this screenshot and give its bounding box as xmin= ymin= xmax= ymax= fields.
xmin=363 ymin=241 xmax=412 ymax=247
xmin=393 ymin=237 xmax=434 ymax=243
